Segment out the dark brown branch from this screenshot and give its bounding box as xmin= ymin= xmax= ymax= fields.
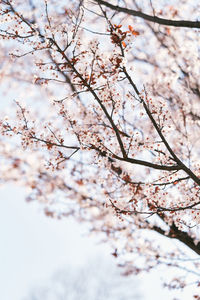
xmin=112 ymin=197 xmax=200 ymax=256
xmin=113 ymin=154 xmax=180 ymax=171
xmin=155 ymin=201 xmax=200 ymax=212
xmin=47 ymin=51 xmax=77 ymax=94
xmin=90 ymin=143 xmax=180 ymax=171
xmin=30 ymin=135 xmax=80 ymax=150
xmin=110 ymin=199 xmax=154 ymax=216
xmin=122 ymin=69 xmax=200 ymax=186
xmin=94 ymin=0 xmax=200 ymax=29
xmin=152 ymin=223 xmax=200 ymax=256
xmin=49 ymin=39 xmax=128 ymax=159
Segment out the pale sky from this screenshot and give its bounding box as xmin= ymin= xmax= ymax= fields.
xmin=0 ymin=185 xmax=110 ymax=300
xmin=0 ymin=185 xmax=198 ymax=300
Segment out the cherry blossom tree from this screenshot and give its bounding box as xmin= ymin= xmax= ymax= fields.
xmin=0 ymin=0 xmax=200 ymax=296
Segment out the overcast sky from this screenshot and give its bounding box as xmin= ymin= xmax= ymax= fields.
xmin=0 ymin=185 xmax=198 ymax=300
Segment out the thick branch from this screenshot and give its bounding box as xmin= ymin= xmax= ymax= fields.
xmin=94 ymin=0 xmax=200 ymax=29
xmin=113 ymin=154 xmax=180 ymax=171
xmin=90 ymin=144 xmax=180 ymax=171
xmin=152 ymin=223 xmax=200 ymax=256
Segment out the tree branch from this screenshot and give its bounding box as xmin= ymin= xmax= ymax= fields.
xmin=151 ymin=223 xmax=200 ymax=256
xmin=113 ymin=154 xmax=180 ymax=171
xmin=94 ymin=0 xmax=200 ymax=29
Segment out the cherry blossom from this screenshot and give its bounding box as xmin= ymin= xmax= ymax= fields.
xmin=0 ymin=0 xmax=200 ymax=295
